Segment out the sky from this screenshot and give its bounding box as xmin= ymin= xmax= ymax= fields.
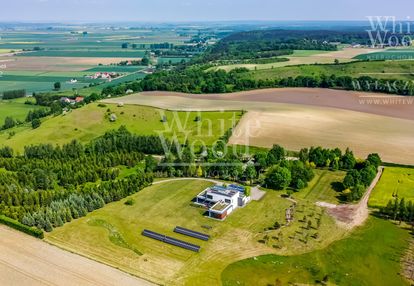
xmin=1 ymin=0 xmax=413 ymax=23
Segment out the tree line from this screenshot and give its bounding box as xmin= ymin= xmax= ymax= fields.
xmin=0 ymin=127 xmax=163 ymax=232
xmin=100 ymin=66 xmax=414 ymax=97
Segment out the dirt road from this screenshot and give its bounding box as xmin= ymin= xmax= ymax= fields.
xmin=317 ymin=167 xmax=384 ymax=230
xmin=0 ymin=225 xmax=153 ymax=286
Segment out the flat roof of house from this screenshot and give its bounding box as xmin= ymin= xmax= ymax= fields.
xmin=209 ymin=186 xmax=238 ymax=198
xmin=210 ymin=201 xmax=231 ymax=212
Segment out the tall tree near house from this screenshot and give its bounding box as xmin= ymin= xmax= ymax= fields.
xmin=244 ymin=164 xmax=257 ymax=184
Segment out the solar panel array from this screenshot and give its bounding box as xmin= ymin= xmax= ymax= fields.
xmin=141 ymin=229 xmax=201 ymax=252
xmin=229 ymin=184 xmax=245 ymax=193
xmin=174 ymin=226 xmax=210 ymax=241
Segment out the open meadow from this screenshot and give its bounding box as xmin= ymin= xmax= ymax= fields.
xmin=248 ymin=59 xmax=414 ymax=81
xmin=212 ymin=48 xmax=377 ymax=71
xmin=46 ymin=179 xmax=346 ymax=285
xmin=221 ymin=217 xmax=410 ymax=286
xmin=294 ymin=169 xmax=347 ymax=204
xmin=0 ymin=97 xmax=41 ymax=123
xmin=369 ymin=167 xmax=414 ymax=208
xmin=0 ymin=103 xmax=241 ymax=152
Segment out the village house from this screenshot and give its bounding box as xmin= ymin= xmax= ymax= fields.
xmin=195 ymin=185 xmax=250 ymax=220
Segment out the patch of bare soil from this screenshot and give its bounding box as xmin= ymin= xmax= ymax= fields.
xmin=316 ymin=167 xmax=384 ymax=230
xmin=402 ymin=238 xmax=414 ymax=283
xmin=137 ymin=88 xmax=414 ymax=121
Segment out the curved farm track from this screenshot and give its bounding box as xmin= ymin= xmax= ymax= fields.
xmin=317 ymin=167 xmax=384 ymax=230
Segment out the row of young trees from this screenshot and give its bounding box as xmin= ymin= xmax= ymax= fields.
xmin=2 ymin=89 xmax=26 ymax=99
xmin=380 ymin=198 xmax=414 ymax=224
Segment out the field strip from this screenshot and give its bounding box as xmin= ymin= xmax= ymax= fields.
xmin=102 ymin=88 xmax=414 ymax=121
xmin=0 ymin=225 xmax=154 ymax=286
xmin=102 ymin=89 xmax=414 ymax=165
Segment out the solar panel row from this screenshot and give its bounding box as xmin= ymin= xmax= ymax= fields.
xmin=141 ymin=229 xmax=201 ymax=252
xmin=174 ymin=226 xmax=210 ymax=241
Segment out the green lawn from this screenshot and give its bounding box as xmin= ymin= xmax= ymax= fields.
xmin=0 ymin=98 xmax=41 ymax=123
xmin=294 ymin=169 xmax=346 ymax=204
xmin=222 ymin=217 xmax=410 ymax=286
xmin=45 ymin=179 xmax=343 ymax=285
xmin=0 ymin=103 xmax=242 ymax=152
xmin=369 ymin=167 xmax=414 ymax=208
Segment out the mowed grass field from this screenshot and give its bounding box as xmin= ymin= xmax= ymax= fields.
xmin=369 ymin=167 xmax=414 ymax=208
xmin=0 ymin=103 xmax=242 ymax=152
xmin=0 ymin=98 xmax=41 ymax=123
xmin=294 ymin=169 xmax=346 ymax=204
xmin=221 ymin=217 xmax=410 ymax=286
xmin=46 ymin=179 xmax=345 ymax=285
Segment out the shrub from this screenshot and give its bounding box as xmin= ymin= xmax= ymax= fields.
xmin=0 ymin=215 xmax=44 ymax=239
xmin=124 ymin=198 xmax=135 ymax=206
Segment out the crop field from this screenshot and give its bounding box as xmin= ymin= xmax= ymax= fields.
xmin=2 ymin=56 xmax=146 ymax=71
xmin=222 ymin=217 xmax=410 ymax=286
xmin=0 ymin=103 xmax=241 ymax=152
xmin=46 ymin=179 xmax=345 ymax=285
xmin=19 ymin=50 xmax=146 ymax=58
xmin=103 ymin=89 xmax=414 ymax=165
xmin=212 ymin=48 xmax=376 ymax=71
xmin=0 ymin=225 xmax=152 ymax=286
xmin=0 ymin=29 xmax=191 ymax=93
xmin=355 ymin=49 xmax=414 ymax=61
xmin=158 ymin=57 xmax=190 ymax=64
xmin=0 ymin=71 xmax=101 ymax=94
xmin=230 ymin=109 xmax=414 ymax=165
xmin=85 ymin=65 xmax=146 ymax=73
xmin=0 ymin=98 xmax=41 ymax=123
xmin=248 ymin=59 xmax=414 ymax=81
xmin=369 ymin=167 xmax=414 ymax=208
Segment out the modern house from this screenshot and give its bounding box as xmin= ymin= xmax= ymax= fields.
xmin=195 ymin=185 xmax=250 ymax=220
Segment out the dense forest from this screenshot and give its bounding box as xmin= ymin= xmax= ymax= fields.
xmin=0 ymin=127 xmax=168 ymax=232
